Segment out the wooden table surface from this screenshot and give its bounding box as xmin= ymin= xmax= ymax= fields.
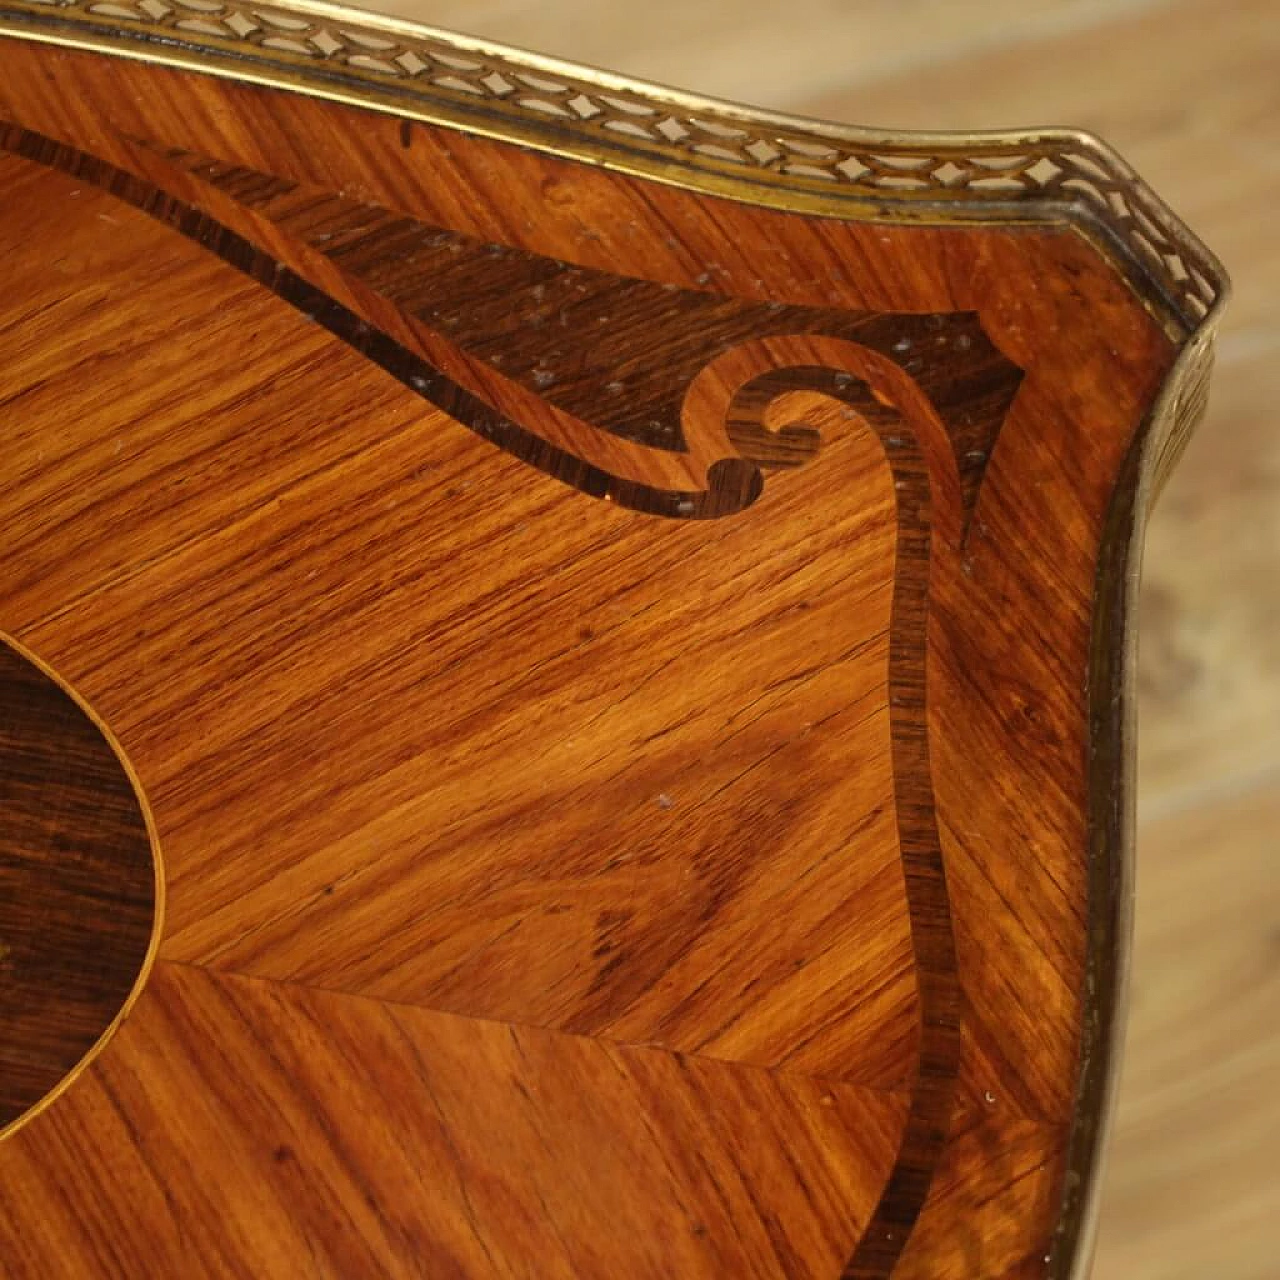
xmin=340 ymin=4 xmax=1278 ymax=1278
xmin=0 ymin=1 xmax=1265 ymax=1275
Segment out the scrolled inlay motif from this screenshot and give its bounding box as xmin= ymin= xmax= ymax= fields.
xmin=0 ymin=115 xmax=1025 ymax=1273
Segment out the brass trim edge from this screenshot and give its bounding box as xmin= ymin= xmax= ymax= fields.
xmin=1057 ymin=322 xmax=1216 ymax=1280
xmin=0 ymin=0 xmax=1229 ymax=344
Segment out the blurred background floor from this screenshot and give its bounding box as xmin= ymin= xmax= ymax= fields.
xmin=355 ymin=3 xmax=1278 ymax=1275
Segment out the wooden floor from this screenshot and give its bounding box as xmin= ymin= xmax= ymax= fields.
xmin=353 ymin=2 xmax=1279 ymax=1276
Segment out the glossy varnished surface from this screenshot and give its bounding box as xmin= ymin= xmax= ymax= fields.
xmin=449 ymin=6 xmax=1271 ymax=1272
xmin=0 ymin=19 xmax=1217 ymax=1280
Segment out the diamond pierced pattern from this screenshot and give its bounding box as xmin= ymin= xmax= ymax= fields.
xmin=19 ymin=0 xmax=1222 ymax=327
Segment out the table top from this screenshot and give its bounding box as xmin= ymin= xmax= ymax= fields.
xmin=0 ymin=5 xmax=1227 ymax=1277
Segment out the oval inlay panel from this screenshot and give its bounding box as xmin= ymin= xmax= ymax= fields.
xmin=0 ymin=636 xmax=157 ymax=1134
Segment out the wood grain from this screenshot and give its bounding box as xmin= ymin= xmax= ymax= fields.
xmin=1094 ymin=779 xmax=1280 ymax=1280
xmin=0 ymin=14 xmax=1220 ymax=1278
xmin=0 ymin=961 xmax=910 ymax=1279
xmin=0 ymin=637 xmax=155 ymax=1131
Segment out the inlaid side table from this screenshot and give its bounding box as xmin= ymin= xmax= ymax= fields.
xmin=0 ymin=4 xmax=1227 ymax=1277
